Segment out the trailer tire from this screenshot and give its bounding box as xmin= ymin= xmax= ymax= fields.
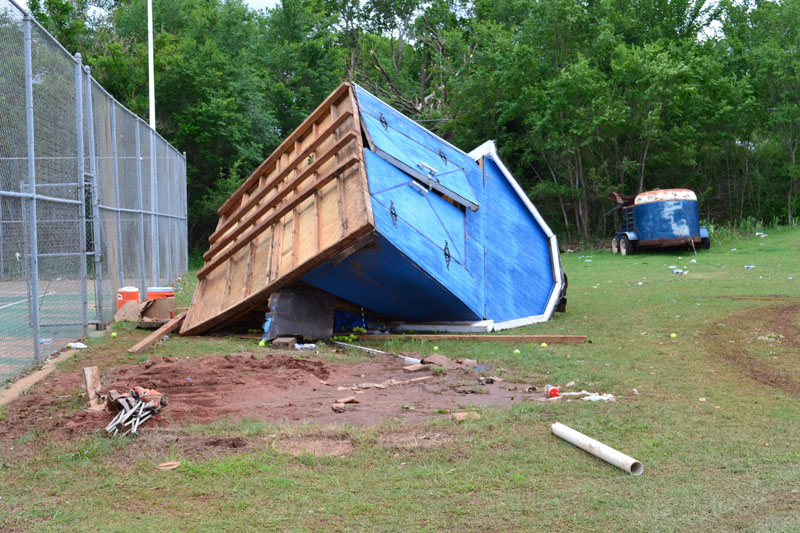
xmin=620 ymin=235 xmax=634 ymax=256
xmin=700 ymin=237 xmax=710 ymax=250
xmin=611 ymin=236 xmax=619 ymax=254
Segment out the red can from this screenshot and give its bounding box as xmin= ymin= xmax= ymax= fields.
xmin=545 ymin=384 xmax=560 ymax=398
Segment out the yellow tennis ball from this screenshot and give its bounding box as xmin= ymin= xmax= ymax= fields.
xmin=540 ymin=342 xmax=547 ymax=348
xmin=258 ymin=340 xmax=266 ymax=347
xmin=433 ymin=346 xmax=439 ymax=351
xmin=513 ymin=349 xmax=521 ymax=354
xmin=110 ymin=332 xmax=117 ymax=338
xmin=670 ymin=333 xmax=677 ymax=339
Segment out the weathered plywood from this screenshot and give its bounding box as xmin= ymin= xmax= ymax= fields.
xmin=182 ymin=83 xmax=374 ymax=335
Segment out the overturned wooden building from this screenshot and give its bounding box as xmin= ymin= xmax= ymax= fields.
xmin=181 ymin=83 xmax=566 ymax=336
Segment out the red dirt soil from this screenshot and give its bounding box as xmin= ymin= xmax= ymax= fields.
xmin=0 ymin=352 xmax=544 ymax=441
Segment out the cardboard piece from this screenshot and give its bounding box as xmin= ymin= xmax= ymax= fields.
xmin=140 ymin=297 xmax=176 ymax=321
xmin=114 ymin=300 xmax=141 ymax=322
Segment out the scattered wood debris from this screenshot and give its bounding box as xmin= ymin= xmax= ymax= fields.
xmin=336 ymin=375 xmax=433 ymax=391
xmin=421 ymin=354 xmax=462 ymax=370
xmin=332 ymin=403 xmax=346 ymax=413
xmin=156 ymin=461 xmax=181 ymax=471
xmin=403 ymin=364 xmax=429 ymax=373
xmin=451 ymin=412 xmax=481 ymax=421
xmin=104 ymin=386 xmax=168 ymax=437
xmin=363 ymin=334 xmax=588 ymax=344
xmin=272 ymin=336 xmax=299 ymax=349
xmin=336 ymin=396 xmax=359 ymax=404
xmin=128 ymin=312 xmax=185 ymax=355
xmin=82 ymin=366 xmax=103 ymax=411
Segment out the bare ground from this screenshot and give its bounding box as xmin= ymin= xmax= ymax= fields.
xmin=0 ymin=350 xmax=545 ymax=444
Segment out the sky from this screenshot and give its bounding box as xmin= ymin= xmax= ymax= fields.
xmin=244 ymin=0 xmax=281 ymax=11
xmin=16 ymin=0 xmax=281 ymax=12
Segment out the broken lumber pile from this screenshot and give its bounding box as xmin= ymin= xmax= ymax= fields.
xmin=104 ymin=386 xmax=167 ymax=437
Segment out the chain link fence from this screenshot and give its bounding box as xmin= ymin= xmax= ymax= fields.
xmin=0 ymin=0 xmax=188 ymax=383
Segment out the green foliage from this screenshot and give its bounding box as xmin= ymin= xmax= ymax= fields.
xmin=25 ymin=0 xmax=800 ymax=246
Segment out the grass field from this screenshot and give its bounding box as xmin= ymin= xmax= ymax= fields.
xmin=1 ymin=228 xmax=799 ymax=531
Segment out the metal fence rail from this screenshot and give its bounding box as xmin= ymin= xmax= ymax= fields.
xmin=0 ymin=0 xmax=188 ymax=382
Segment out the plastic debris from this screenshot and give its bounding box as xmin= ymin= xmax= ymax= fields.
xmin=690 ymin=259 xmax=697 ymax=263
xmin=558 ymin=390 xmax=616 ymax=402
xmin=672 ymin=269 xmax=686 ymax=275
xmin=730 ymin=248 xmax=737 ymax=252
xmin=744 ymin=265 xmax=755 ymax=269
xmin=66 ymin=342 xmax=87 ymax=349
xmin=545 ymin=384 xmax=560 ymax=398
xmin=294 ymin=343 xmax=317 ymax=350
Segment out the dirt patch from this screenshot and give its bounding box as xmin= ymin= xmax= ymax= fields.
xmin=273 ymin=437 xmax=354 ymax=457
xmin=377 ymin=432 xmax=453 ymax=450
xmin=705 ymin=303 xmax=800 ymax=394
xmin=103 ymin=428 xmax=257 ymax=467
xmin=0 ymin=352 xmax=545 ymax=441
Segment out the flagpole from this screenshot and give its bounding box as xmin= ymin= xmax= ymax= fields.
xmin=147 ymin=0 xmax=155 ymax=129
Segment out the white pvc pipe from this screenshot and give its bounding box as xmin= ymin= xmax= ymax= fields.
xmin=551 ymin=422 xmax=644 ymax=476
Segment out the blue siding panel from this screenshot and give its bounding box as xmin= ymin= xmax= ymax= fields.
xmin=482 ymin=159 xmax=556 ymax=320
xmin=354 ymin=85 xmax=480 ymax=208
xmin=365 ymin=150 xmax=483 ymax=317
xmin=302 ymin=234 xmax=479 ymax=321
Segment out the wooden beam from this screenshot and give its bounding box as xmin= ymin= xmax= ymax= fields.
xmin=129 ymin=312 xmax=186 ymax=355
xmin=217 ymin=83 xmax=351 ymax=216
xmin=198 ymin=154 xmax=360 ymax=279
xmin=183 ymin=223 xmax=374 ymax=335
xmin=205 ymin=130 xmax=357 ymax=258
xmin=209 ymin=110 xmax=354 ymax=244
xmin=359 ymin=334 xmax=588 ymax=344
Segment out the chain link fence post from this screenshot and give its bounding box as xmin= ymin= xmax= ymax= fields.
xmin=110 ymin=103 xmax=125 ymax=287
xmin=74 ymin=53 xmax=89 ymax=337
xmin=149 ymin=129 xmax=159 ymax=286
xmin=84 ymin=68 xmax=104 ymax=328
xmin=135 ymin=121 xmax=147 ymax=299
xmin=23 ymin=13 xmax=41 ymax=363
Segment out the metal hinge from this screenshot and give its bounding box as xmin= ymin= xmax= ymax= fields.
xmin=444 ymin=240 xmax=451 ymax=269
xmin=389 ymin=200 xmax=398 ymax=227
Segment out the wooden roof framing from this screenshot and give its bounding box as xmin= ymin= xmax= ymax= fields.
xmin=181 ymin=83 xmax=374 ymax=335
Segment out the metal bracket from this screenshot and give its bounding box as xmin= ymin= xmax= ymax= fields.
xmin=444 ymin=240 xmax=451 ymax=270
xmin=417 ymin=161 xmax=438 ymax=177
xmin=389 ymin=200 xmax=398 ymax=227
xmin=439 ymin=148 xmax=447 ymax=165
xmin=379 ymin=112 xmax=388 ymax=131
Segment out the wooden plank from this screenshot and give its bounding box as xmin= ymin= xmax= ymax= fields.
xmin=204 ymin=130 xmax=357 ymax=261
xmin=183 ymin=222 xmax=374 ymax=335
xmin=212 ymin=111 xmax=351 ymax=244
xmin=348 ymin=87 xmax=375 ymax=227
xmin=129 ymin=313 xmax=186 ymax=354
xmin=360 ymin=334 xmax=588 ymax=343
xmin=217 ymin=83 xmax=352 ymax=216
xmin=198 ymin=154 xmax=360 ymax=279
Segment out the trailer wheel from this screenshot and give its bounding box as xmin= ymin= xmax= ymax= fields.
xmin=700 ymin=237 xmax=710 ymax=250
xmin=620 ymin=235 xmax=634 ymax=256
xmin=611 ymin=236 xmax=620 ymax=254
